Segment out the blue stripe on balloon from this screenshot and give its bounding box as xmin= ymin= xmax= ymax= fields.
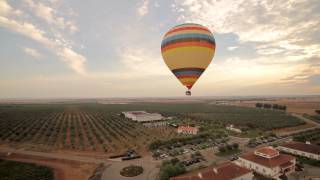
xmin=173 ymin=71 xmax=203 ymax=76
xmin=162 ymin=33 xmax=215 ymax=46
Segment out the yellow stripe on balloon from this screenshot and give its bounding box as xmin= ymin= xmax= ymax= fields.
xmin=162 ymin=46 xmax=215 ymax=70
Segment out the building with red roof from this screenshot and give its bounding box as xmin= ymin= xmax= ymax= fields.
xmin=238 ymin=146 xmax=295 ymax=179
xmin=170 ymin=162 xmax=253 ymax=180
xmin=177 ymin=125 xmax=199 ymax=135
xmin=278 ymin=141 xmax=320 ymax=160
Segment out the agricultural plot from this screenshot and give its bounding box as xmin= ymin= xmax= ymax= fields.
xmin=293 ymin=128 xmax=320 ymax=145
xmin=0 ymin=103 xmax=303 ymax=154
xmin=0 ymin=104 xmax=177 ymax=153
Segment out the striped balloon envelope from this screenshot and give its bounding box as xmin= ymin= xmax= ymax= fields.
xmin=161 ymin=23 xmax=216 ymax=95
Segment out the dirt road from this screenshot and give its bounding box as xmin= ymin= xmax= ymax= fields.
xmin=0 ymin=146 xmax=106 ymax=164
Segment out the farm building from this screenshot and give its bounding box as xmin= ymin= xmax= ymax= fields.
xmin=226 ymin=124 xmax=242 ymax=133
xmin=277 ymin=141 xmax=320 ymax=160
xmin=177 ymin=125 xmax=199 ymax=135
xmin=142 ymin=120 xmax=167 ymax=128
xmin=122 ymin=111 xmax=168 ymax=127
xmin=237 ymin=146 xmax=296 ymax=179
xmin=122 ymin=111 xmax=163 ymax=122
xmin=170 ymin=162 xmax=253 ymax=180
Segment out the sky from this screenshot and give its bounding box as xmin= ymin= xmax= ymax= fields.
xmin=0 ymin=0 xmax=319 ymax=98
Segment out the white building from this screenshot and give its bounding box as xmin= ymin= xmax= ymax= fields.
xmin=122 ymin=111 xmax=163 ymax=122
xmin=171 ymin=162 xmax=253 ymax=180
xmin=142 ymin=120 xmax=167 ymax=128
xmin=226 ymin=124 xmax=242 ymax=133
xmin=277 ymin=141 xmax=320 ymax=160
xmin=238 ymin=146 xmax=295 ymax=179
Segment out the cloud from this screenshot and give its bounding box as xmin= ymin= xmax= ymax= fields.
xmin=0 ymin=0 xmax=11 ymax=15
xmin=57 ymin=48 xmax=86 ymax=75
xmin=227 ymin=46 xmax=238 ymax=51
xmin=174 ymin=0 xmax=320 ymax=58
xmin=23 ymin=0 xmax=77 ymax=33
xmin=0 ymin=0 xmax=86 ymax=75
xmin=119 ymin=47 xmax=167 ymax=76
xmin=137 ymin=0 xmax=149 ymax=17
xmin=22 ymin=47 xmax=42 ymax=58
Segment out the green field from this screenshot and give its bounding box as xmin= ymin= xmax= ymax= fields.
xmin=0 ymin=159 xmax=53 ymax=180
xmin=0 ymin=103 xmax=303 ymax=152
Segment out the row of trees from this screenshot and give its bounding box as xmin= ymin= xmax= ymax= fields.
xmin=255 ymin=103 xmax=287 ymax=111
xmin=218 ymin=143 xmax=239 ymax=153
xmin=158 ymin=158 xmax=186 ymax=180
xmin=0 ymin=106 xmax=157 ymax=152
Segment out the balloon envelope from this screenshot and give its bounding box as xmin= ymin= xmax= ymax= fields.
xmin=161 ymin=23 xmax=216 ymax=90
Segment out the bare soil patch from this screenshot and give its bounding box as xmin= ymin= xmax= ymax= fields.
xmin=231 ymin=97 xmax=320 ymax=115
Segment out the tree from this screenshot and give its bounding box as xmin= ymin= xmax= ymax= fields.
xmin=219 ymin=146 xmax=226 ymax=152
xmin=159 ymin=159 xmax=186 ymax=180
xmin=263 ymin=104 xmax=272 ymax=109
xmin=232 ymin=143 xmax=239 ymax=149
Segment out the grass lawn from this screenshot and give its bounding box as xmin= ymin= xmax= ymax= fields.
xmin=215 ymin=149 xmax=241 ymax=157
xmin=0 ymin=159 xmax=54 ymax=180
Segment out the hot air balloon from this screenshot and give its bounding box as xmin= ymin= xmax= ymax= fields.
xmin=161 ymin=23 xmax=216 ymax=96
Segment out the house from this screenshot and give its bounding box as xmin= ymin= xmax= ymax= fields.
xmin=122 ymin=111 xmax=163 ymax=122
xmin=238 ymin=146 xmax=295 ymax=179
xmin=170 ymin=162 xmax=254 ymax=180
xmin=177 ymin=125 xmax=199 ymax=135
xmin=277 ymin=141 xmax=320 ymax=160
xmin=226 ymin=124 xmax=242 ymax=133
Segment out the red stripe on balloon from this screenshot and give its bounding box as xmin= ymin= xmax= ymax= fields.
xmin=165 ymin=27 xmax=211 ymax=36
xmin=161 ymin=41 xmax=215 ymax=52
xmin=186 ymin=85 xmax=193 ymax=89
xmin=177 ymin=75 xmax=200 ymax=78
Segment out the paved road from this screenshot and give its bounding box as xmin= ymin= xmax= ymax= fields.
xmin=0 ymin=147 xmax=106 ymax=164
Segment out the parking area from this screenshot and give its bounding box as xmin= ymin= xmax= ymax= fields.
xmin=152 ymin=137 xmax=230 ymax=160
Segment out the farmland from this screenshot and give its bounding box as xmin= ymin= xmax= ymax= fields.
xmin=0 ymin=103 xmax=303 ymax=154
xmin=0 ymin=159 xmax=53 ymax=180
xmin=0 ymin=104 xmax=177 ymax=154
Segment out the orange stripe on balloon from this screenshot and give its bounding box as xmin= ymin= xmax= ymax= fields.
xmin=161 ymin=42 xmax=215 ymax=52
xmin=165 ymin=27 xmax=210 ymax=36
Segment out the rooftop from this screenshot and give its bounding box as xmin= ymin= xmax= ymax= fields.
xmin=170 ymin=162 xmax=252 ymax=180
xmin=255 ymin=146 xmax=279 ymax=158
xmin=240 ymin=147 xmax=295 ymax=168
xmin=178 ymin=125 xmax=198 ymax=131
xmin=280 ymin=141 xmax=320 ymax=155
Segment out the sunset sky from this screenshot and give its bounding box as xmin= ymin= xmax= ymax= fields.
xmin=0 ymin=0 xmax=319 ymax=98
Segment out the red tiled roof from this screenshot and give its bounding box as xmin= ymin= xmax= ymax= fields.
xmin=178 ymin=126 xmax=198 ymax=132
xmin=240 ymin=151 xmax=295 ymax=168
xmin=170 ymin=162 xmax=252 ymax=180
xmin=280 ymin=141 xmax=320 ymax=155
xmin=280 ymin=161 xmax=294 ymax=168
xmin=255 ymin=147 xmax=279 ymax=157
